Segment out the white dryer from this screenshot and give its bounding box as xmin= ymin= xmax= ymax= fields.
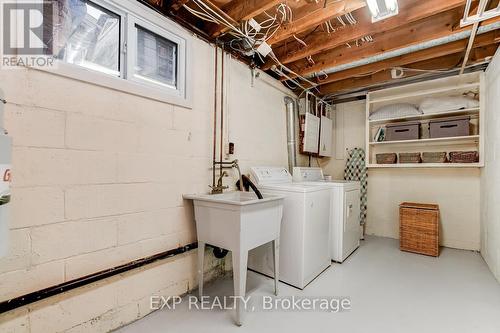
xmin=293 ymin=167 xmax=360 ymax=263
xmin=248 ymin=166 xmax=331 ymax=289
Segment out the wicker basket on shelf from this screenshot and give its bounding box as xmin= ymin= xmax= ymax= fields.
xmin=449 ymin=151 xmax=479 ymax=163
xmin=399 ymin=152 xmax=421 ymax=164
xmin=376 ymin=153 xmax=397 ymax=164
xmin=422 ymin=152 xmax=448 ymax=163
xmin=400 ymin=202 xmax=440 ymax=257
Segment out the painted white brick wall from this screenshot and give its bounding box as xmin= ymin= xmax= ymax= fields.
xmin=481 ymin=49 xmax=500 ymax=283
xmin=0 ymin=30 xmax=294 ymax=332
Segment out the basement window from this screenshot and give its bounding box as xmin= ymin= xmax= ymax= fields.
xmin=135 ymin=25 xmax=178 ymax=89
xmin=42 ymin=0 xmax=190 ymax=106
xmin=54 ymin=0 xmax=122 ymax=76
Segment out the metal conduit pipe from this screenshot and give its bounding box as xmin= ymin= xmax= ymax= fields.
xmin=312 ymin=21 xmax=500 ymax=77
xmin=284 ymin=96 xmax=297 ymax=172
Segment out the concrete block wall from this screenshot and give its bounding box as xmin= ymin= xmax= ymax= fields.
xmin=481 ymin=49 xmax=500 ymax=283
xmin=0 ymin=30 xmax=294 ymax=331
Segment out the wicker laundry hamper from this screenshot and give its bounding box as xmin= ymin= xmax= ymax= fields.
xmin=399 ymin=202 xmax=440 ymax=257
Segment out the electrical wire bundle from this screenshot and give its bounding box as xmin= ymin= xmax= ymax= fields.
xmin=183 ymin=0 xmax=320 ymax=95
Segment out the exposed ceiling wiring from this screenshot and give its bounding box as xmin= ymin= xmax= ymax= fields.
xmin=183 ymin=0 xmax=325 ymax=100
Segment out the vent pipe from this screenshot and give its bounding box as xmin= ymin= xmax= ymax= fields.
xmin=284 ymin=96 xmax=297 ymax=172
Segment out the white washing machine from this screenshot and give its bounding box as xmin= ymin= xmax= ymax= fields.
xmin=248 ymin=166 xmax=331 ymax=289
xmin=293 ymin=167 xmax=360 ymax=263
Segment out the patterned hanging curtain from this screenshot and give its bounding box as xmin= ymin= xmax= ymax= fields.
xmin=344 ymin=147 xmax=368 ymax=225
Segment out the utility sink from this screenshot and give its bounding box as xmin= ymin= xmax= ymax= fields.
xmin=184 ymin=191 xmax=281 ymax=205
xmin=183 ymin=191 xmax=284 ymax=326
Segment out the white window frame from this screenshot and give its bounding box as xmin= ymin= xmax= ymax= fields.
xmin=127 ymin=15 xmax=187 ymax=101
xmin=32 ymin=0 xmax=192 ymax=108
xmin=56 ymin=0 xmax=126 ymax=79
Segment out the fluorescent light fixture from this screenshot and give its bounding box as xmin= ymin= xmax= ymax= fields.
xmin=366 ymin=0 xmax=398 ymax=22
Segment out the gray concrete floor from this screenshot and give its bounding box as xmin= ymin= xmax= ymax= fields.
xmin=118 ymin=236 xmax=500 ymax=333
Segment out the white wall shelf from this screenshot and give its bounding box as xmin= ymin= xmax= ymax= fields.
xmin=369 ymin=135 xmax=480 ymax=146
xmin=368 ymin=82 xmax=480 ymax=105
xmin=366 ymin=72 xmax=484 ymax=169
xmin=367 ymin=163 xmax=483 ymax=168
xmin=368 ymin=108 xmax=480 ymax=126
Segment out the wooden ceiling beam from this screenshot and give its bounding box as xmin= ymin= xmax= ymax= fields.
xmin=288 ymin=9 xmax=465 ymax=78
xmin=320 ymin=55 xmax=464 ymax=96
xmin=315 ymin=30 xmax=500 ymax=87
xmin=265 ymin=0 xmax=366 ymax=45
xmin=320 ymin=44 xmax=498 ymax=95
xmin=262 ymin=0 xmax=465 ymax=70
xmin=169 ymin=0 xmax=190 ymax=11
xmin=208 ymin=0 xmax=283 ymax=37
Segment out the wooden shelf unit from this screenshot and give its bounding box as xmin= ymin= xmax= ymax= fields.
xmin=366 ymin=72 xmax=484 ymax=168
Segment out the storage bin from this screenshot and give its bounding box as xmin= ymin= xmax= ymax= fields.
xmin=422 ymin=152 xmax=448 ymax=163
xmin=386 ymin=121 xmax=420 ymax=141
xmin=428 ymin=116 xmax=470 ymax=138
xmin=400 ymin=202 xmax=439 ymax=257
xmin=449 ymin=151 xmax=479 ymax=163
xmin=376 ymin=153 xmax=397 ymax=164
xmin=399 ymin=152 xmax=421 ymax=163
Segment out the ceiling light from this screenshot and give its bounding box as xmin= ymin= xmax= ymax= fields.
xmin=366 ymin=0 xmax=398 ymax=22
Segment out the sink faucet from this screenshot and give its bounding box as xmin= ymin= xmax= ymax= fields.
xmin=211 ymin=159 xmax=244 ymax=194
xmin=210 ymin=171 xmax=229 ymax=194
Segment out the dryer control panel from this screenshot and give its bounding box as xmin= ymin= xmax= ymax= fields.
xmin=250 ymin=167 xmax=292 ymax=185
xmin=292 ymin=167 xmax=324 ymax=182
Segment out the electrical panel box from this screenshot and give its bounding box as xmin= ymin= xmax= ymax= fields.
xmin=319 ymin=116 xmax=333 ymax=157
xmin=298 ymin=97 xmax=309 ymax=116
xmin=299 ymin=93 xmax=334 ymax=156
xmin=302 ymin=112 xmax=320 ymax=153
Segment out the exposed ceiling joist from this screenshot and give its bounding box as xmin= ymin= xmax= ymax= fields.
xmin=262 ymin=0 xmax=465 ymax=69
xmin=316 ymin=29 xmax=500 ymax=88
xmin=169 ymin=0 xmax=190 ymax=11
xmin=322 ymin=44 xmax=497 ymax=96
xmin=208 ymin=0 xmax=283 ymax=37
xmin=322 ymin=54 xmax=466 ymax=97
xmin=286 ymin=8 xmax=464 ymax=79
xmin=266 ymin=0 xmax=366 ymax=45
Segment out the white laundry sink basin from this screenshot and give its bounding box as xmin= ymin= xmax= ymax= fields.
xmin=183 ymin=191 xmax=284 ymax=325
xmin=184 ymin=191 xmax=281 ymax=206
xmin=183 ymin=191 xmax=284 ymax=253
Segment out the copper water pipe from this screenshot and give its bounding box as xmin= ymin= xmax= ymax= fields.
xmin=220 ymin=46 xmax=224 ymax=180
xmin=212 ymin=46 xmax=218 ymax=189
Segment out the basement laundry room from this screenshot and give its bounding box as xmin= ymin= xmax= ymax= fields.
xmin=1 ymin=0 xmax=500 ymax=332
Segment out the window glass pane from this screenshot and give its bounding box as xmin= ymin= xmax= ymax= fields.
xmin=135 ymin=25 xmax=177 ymax=88
xmin=53 ymin=0 xmax=120 ymax=76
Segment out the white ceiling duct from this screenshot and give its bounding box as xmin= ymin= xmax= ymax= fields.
xmin=366 ymin=0 xmax=398 ymax=22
